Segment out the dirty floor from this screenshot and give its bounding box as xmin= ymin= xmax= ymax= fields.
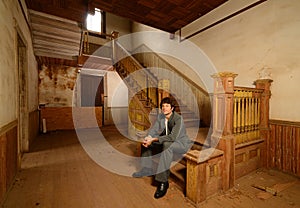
xmin=1 ymin=125 xmax=300 ymax=208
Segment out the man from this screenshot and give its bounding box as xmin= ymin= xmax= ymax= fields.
xmin=132 ymin=97 xmax=193 ymax=199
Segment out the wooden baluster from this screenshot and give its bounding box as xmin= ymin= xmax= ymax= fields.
xmin=248 ymin=91 xmax=253 ymax=140
xmin=246 ymin=93 xmax=249 ymax=141
xmin=237 ymin=95 xmax=241 ymax=135
xmin=251 ymin=97 xmax=255 ymax=139
xmin=241 ymin=92 xmax=245 ymax=143
xmin=245 ymin=92 xmax=250 ymax=141
xmin=251 ymin=96 xmax=255 ymax=132
xmin=233 ymin=94 xmax=237 ymax=135
xmin=257 ymin=98 xmax=261 ymax=138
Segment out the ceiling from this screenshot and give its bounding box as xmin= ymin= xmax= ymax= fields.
xmin=25 ymin=0 xmax=228 ymax=66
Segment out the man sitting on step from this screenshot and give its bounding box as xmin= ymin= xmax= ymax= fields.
xmin=132 ymin=97 xmax=193 ymax=199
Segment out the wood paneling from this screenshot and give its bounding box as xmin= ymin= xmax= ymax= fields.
xmin=40 ymin=107 xmax=103 ymax=131
xmin=90 ymin=0 xmax=228 ymax=33
xmin=269 ymin=120 xmax=300 ymax=177
xmin=235 ymin=141 xmax=264 ymax=179
xmin=185 ymin=148 xmax=224 ymax=205
xmin=25 ymin=0 xmax=228 ymax=33
xmin=0 ymin=121 xmax=18 ymax=203
xmin=28 ymin=110 xmax=39 ymax=144
xmin=25 ymin=0 xmax=87 ymax=24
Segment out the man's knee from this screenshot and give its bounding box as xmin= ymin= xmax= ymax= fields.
xmin=162 ymin=142 xmax=172 ymax=150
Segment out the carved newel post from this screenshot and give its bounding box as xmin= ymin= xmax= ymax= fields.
xmin=211 ymin=72 xmax=237 ymax=190
xmin=254 ymin=79 xmax=273 ymax=167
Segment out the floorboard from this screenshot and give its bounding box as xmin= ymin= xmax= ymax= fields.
xmin=2 ymin=125 xmax=300 ymax=208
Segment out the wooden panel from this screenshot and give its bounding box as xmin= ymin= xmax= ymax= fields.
xmin=216 ymin=136 xmax=235 ymax=190
xmin=40 ymin=107 xmax=103 ymax=131
xmin=269 ymin=120 xmax=300 ymax=177
xmin=0 ymin=122 xmax=18 ymax=203
xmin=186 ymin=160 xmax=206 ymax=204
xmin=5 ymin=127 xmax=18 ymax=188
xmin=91 ymin=0 xmax=228 ymax=33
xmin=25 ymin=0 xmax=87 ymax=24
xmin=235 ymin=142 xmax=263 ymax=179
xmin=0 ymin=133 xmax=7 ymax=202
xmin=206 ymin=158 xmax=223 ymax=197
xmin=26 ymin=0 xmax=227 ymax=33
xmin=28 ymin=110 xmax=39 ymax=145
xmin=185 ymin=149 xmax=224 ymax=205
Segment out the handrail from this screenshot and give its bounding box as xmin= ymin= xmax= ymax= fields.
xmin=115 ymin=42 xmax=158 ymax=84
xmin=132 ymin=44 xmax=211 ymax=126
xmin=113 ymin=41 xmax=160 ymax=131
xmin=133 ymin=44 xmax=209 ymax=96
xmin=234 ymin=86 xmax=264 ymax=94
xmin=80 ymin=30 xmax=119 ymax=56
xmin=115 ymin=42 xmax=159 ymax=100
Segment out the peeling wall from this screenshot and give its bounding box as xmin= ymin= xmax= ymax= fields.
xmin=39 ymin=65 xmax=78 ymax=107
xmin=0 ymin=0 xmax=38 ymax=127
xmin=133 ymin=0 xmax=300 ymax=122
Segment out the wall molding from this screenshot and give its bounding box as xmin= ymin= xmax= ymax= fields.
xmin=269 ymin=119 xmax=300 ymax=128
xmin=0 ymin=120 xmax=18 ymax=136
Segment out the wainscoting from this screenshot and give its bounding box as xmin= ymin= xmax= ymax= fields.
xmin=40 ymin=107 xmax=103 ymax=131
xmin=269 ymin=119 xmax=300 ymax=177
xmin=29 ymin=110 xmax=39 ymax=146
xmin=0 ymin=121 xmax=18 ymax=202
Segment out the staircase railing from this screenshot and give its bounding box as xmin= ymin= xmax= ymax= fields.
xmin=132 ymin=44 xmax=211 ymax=127
xmin=114 ymin=42 xmax=159 ymax=133
xmin=114 ymin=42 xmax=158 ymax=108
xmin=79 ymin=30 xmax=118 ymax=56
xmin=233 ymin=87 xmax=264 ymax=145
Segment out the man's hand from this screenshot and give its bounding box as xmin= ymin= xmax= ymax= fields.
xmin=142 ymin=137 xmax=158 ymax=148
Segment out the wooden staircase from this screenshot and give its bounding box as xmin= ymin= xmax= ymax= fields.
xmin=114 ymin=42 xmax=208 ymax=138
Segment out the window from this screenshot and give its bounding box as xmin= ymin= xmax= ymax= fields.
xmin=86 ymin=8 xmax=105 ymax=33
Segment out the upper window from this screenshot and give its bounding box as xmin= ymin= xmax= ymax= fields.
xmin=86 ymin=8 xmax=103 ymax=33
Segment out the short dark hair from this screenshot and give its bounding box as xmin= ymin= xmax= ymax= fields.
xmin=160 ymin=97 xmax=176 ymax=111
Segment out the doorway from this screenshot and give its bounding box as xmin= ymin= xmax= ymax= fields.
xmin=80 ymin=74 xmax=104 ymax=124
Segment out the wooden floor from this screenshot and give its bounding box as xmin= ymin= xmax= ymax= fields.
xmin=2 ymin=125 xmax=300 ymax=208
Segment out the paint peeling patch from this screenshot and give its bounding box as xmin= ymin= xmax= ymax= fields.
xmin=39 ymin=64 xmax=78 ymax=107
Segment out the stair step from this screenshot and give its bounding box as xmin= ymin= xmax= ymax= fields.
xmin=170 ymin=161 xmax=186 ymax=192
xmin=183 ymin=118 xmax=200 ymax=128
xmin=180 ymin=111 xmax=198 ymax=119
xmin=187 ymin=127 xmax=210 ymax=147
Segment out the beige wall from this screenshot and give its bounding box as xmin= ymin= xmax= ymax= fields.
xmin=0 ymin=0 xmax=38 ymax=127
xmin=132 ymin=0 xmax=300 ymax=122
xmin=105 ymin=13 xmax=133 ymax=50
xmin=107 ymin=71 xmax=128 ymax=107
xmin=106 ymin=13 xmax=132 ymax=36
xmin=182 ymin=0 xmax=300 ymax=121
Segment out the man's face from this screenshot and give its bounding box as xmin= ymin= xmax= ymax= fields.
xmin=161 ymin=103 xmax=173 ymax=116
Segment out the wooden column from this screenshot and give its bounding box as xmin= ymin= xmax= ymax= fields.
xmin=184 ymin=149 xmax=224 ymax=205
xmin=254 ymin=79 xmax=273 ymax=168
xmin=211 ymin=72 xmax=237 ymax=190
xmin=186 ymin=159 xmax=207 ymax=203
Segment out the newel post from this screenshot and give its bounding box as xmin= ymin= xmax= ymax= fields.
xmin=211 ymin=72 xmax=237 ymax=190
xmin=111 ymin=31 xmax=119 ymax=64
xmin=254 ymin=79 xmax=273 ymax=168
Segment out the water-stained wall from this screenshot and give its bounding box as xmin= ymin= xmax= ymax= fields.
xmin=133 ymin=0 xmax=300 ymax=122
xmin=0 ymin=0 xmax=38 ymax=203
xmin=39 ymin=65 xmax=78 ymax=107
